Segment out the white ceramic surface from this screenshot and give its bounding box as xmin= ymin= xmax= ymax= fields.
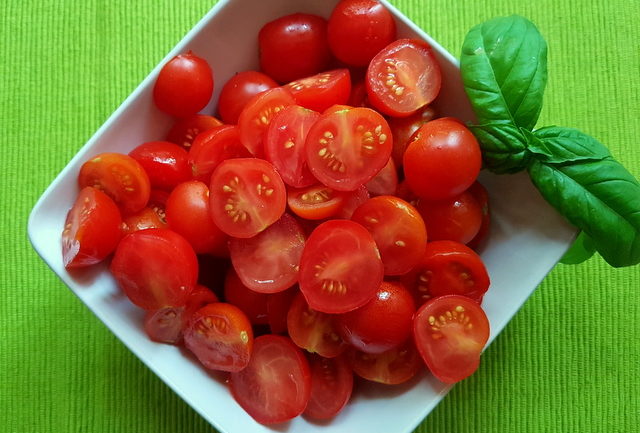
xmin=27 ymin=0 xmax=577 ymax=432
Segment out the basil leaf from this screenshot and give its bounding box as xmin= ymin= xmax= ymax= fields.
xmin=560 ymin=231 xmax=596 ymax=265
xmin=469 ymin=122 xmax=531 ymax=173
xmin=529 ymin=158 xmax=640 ymax=267
xmin=528 ymin=126 xmax=611 ymax=163
xmin=461 ymin=15 xmax=548 ymax=131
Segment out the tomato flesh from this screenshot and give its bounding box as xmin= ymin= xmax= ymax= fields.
xmin=188 ymin=125 xmax=252 ymax=183
xmin=304 ymin=354 xmax=353 ymax=420
xmin=285 ymin=69 xmax=351 ymax=113
xmin=348 ymin=339 xmax=423 ymax=385
xmin=166 ymin=114 xmax=224 ymax=149
xmin=287 ymin=185 xmax=346 ymax=220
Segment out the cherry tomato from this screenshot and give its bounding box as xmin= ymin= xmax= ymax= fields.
xmin=129 ymin=141 xmax=191 ymax=191
xmin=228 ymin=213 xmax=305 ymax=293
xmin=347 ymin=79 xmax=370 ymax=107
xmin=121 ymin=204 xmax=167 ymax=236
xmin=347 ymin=339 xmax=423 ymax=385
xmin=466 ymin=181 xmax=491 ymax=251
xmin=258 ymin=13 xmax=331 ymax=83
xmin=367 ymin=39 xmax=442 ymax=117
xmin=417 ymin=190 xmax=482 ymax=245
xmin=209 ymin=158 xmax=286 ymax=238
xmin=351 ymin=195 xmax=427 ymax=275
xmin=413 ymin=295 xmax=490 ymax=383
xmin=229 ymin=335 xmax=311 ymax=424
xmin=237 ymin=87 xmax=296 ymax=158
xmin=165 ymin=114 xmax=223 ymax=149
xmin=287 ymin=292 xmax=348 ymax=358
xmin=183 ymin=302 xmax=253 ymax=372
xmin=388 ymin=105 xmax=437 ymax=167
xmin=304 ymin=354 xmax=353 ymax=420
xmin=323 ymin=104 xmax=353 ymax=115
xmin=188 ymin=125 xmax=251 ymax=183
xmin=327 ymin=0 xmax=396 ymax=67
xmin=285 ymin=69 xmax=351 ymax=113
xmin=264 ymin=105 xmax=319 ymax=188
xmin=217 ymin=71 xmax=278 ymax=124
xmin=287 ymin=184 xmax=346 ymax=220
xmin=403 ymin=118 xmax=481 ymax=200
xmin=110 ymin=228 xmax=198 ymax=310
xmin=299 ymin=220 xmax=383 ymax=314
xmin=305 ymin=107 xmax=392 ymax=191
xmin=78 ymin=152 xmax=151 ymax=215
xmin=364 ymin=157 xmax=398 ymax=197
xmin=62 ymin=187 xmax=122 ymax=269
xmin=266 ymin=287 xmax=298 ymax=334
xmin=335 ymin=184 xmax=370 ymax=219
xmin=165 ymin=180 xmax=227 ymax=254
xmin=153 ymin=51 xmax=214 ymax=118
xmin=223 ymin=268 xmax=269 ymax=325
xmin=401 ymin=240 xmax=490 ymax=306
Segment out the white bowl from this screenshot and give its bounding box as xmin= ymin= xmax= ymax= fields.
xmin=27 ymin=0 xmax=577 ymax=432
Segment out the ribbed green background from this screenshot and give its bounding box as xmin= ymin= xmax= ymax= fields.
xmin=2 ymin=0 xmax=639 ymax=432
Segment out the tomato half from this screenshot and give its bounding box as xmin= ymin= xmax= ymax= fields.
xmin=287 ymin=184 xmax=346 ymax=220
xmin=224 ymin=268 xmax=269 ymax=325
xmin=188 ymin=125 xmax=251 ymax=183
xmin=304 ymin=354 xmax=353 ymax=420
xmin=285 ymin=69 xmax=351 ymax=113
xmin=416 ymin=190 xmax=483 ymax=245
xmin=217 ymin=71 xmax=279 ymax=124
xmin=299 ymin=220 xmax=383 ymax=314
xmin=62 ymin=186 xmax=122 ymax=269
xmin=129 ymin=141 xmax=191 ymax=191
xmin=413 ymin=295 xmax=490 ymax=383
xmin=348 ymin=339 xmax=423 ymax=385
xmin=229 ymin=335 xmax=311 ymax=424
xmin=121 ymin=204 xmax=167 ymax=236
xmin=166 ymin=114 xmax=224 ymax=149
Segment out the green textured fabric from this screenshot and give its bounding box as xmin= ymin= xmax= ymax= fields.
xmin=3 ymin=0 xmax=639 ymax=432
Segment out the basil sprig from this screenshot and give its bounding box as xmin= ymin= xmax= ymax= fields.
xmin=460 ymin=15 xmax=640 ymax=268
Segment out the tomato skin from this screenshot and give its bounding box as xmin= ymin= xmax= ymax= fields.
xmin=267 ymin=287 xmax=298 ymax=334
xmin=416 ymin=190 xmax=483 ymax=245
xmin=365 ymin=157 xmax=398 ymax=197
xmin=217 ymin=71 xmax=278 ymax=124
xmin=110 ymin=228 xmax=198 ymax=310
xmin=304 ymin=354 xmax=353 ymax=420
xmin=259 ymin=13 xmax=332 ymax=84
xmin=285 ymin=69 xmax=351 ymax=113
xmin=129 ymin=141 xmax=191 ymax=191
xmin=183 ymin=302 xmax=253 ymax=372
xmin=229 ymin=335 xmax=311 ymax=424
xmin=335 ymin=185 xmax=370 ymax=219
xmin=188 ymin=125 xmax=251 ymax=184
xmin=121 ymin=205 xmax=167 ymax=235
xmin=466 ymin=181 xmax=491 ymax=251
xmin=166 ymin=114 xmax=224 ymax=149
xmin=153 ymin=51 xmax=214 ymax=118
xmin=224 ymin=268 xmax=269 ymax=325
xmin=327 ymin=0 xmax=396 ymax=67
xmin=287 ymin=185 xmax=346 ymax=220
xmin=78 ymin=152 xmax=151 ymax=215
xmin=62 ymin=187 xmax=122 ymax=269
xmin=413 ymin=295 xmax=490 ymax=383
xmin=388 ymin=105 xmax=437 ymax=167
xmin=403 ymin=118 xmax=482 ymax=201
xmin=348 ymin=338 xmax=423 ymax=385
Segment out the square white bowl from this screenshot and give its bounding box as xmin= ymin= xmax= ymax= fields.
xmin=27 ymin=0 xmax=577 ymax=432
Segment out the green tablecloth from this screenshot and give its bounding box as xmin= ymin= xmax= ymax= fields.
xmin=3 ymin=0 xmax=639 ymax=432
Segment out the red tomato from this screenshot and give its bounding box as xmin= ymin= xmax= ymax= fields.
xmin=413 ymin=295 xmax=490 ymax=383
xmin=401 ymin=240 xmax=490 ymax=306
xmin=165 ymin=114 xmax=224 ymax=149
xmin=347 ymin=79 xmax=370 ymax=107
xmin=165 ymin=180 xmax=227 ymax=254
xmin=287 ymin=292 xmax=348 ymax=358
xmin=466 ymin=181 xmax=491 ymax=251
xmin=209 ymin=158 xmax=286 ymax=238
xmin=110 ymin=228 xmax=198 ymax=310
xmin=305 ymin=107 xmax=392 ymax=191
xmin=351 ymin=195 xmax=427 ymax=275
xmin=304 ymin=354 xmax=353 ymax=420
xmin=258 ymin=13 xmax=331 ymax=83
xmin=228 ymin=213 xmax=305 ymax=293
xmin=417 ymin=190 xmax=483 ymax=245
xmin=217 ymin=71 xmax=278 ymax=124
xmin=183 ymin=302 xmax=253 ymax=372
xmin=229 ymin=335 xmax=311 ymax=424
xmin=62 ymin=187 xmax=122 ymax=269
xmin=335 ymin=185 xmax=370 ymax=219
xmin=264 ymin=105 xmax=319 ymax=188
xmin=365 ymin=157 xmax=398 ymax=197
xmin=366 ymin=39 xmax=442 ymax=117
xmin=348 ymin=339 xmax=423 ymax=385
xmin=403 ymin=118 xmax=481 ymax=200
xmin=224 ymin=268 xmax=269 ymax=325
xmin=327 ymin=0 xmax=396 ymax=67
xmin=188 ymin=125 xmax=251 ymax=183
xmin=237 ymin=87 xmax=296 ymax=158
xmin=388 ymin=105 xmax=437 ymax=167
xmin=323 ymin=104 xmax=353 ymax=115
xmin=285 ymin=69 xmax=351 ymax=113
xmin=153 ymin=51 xmax=214 ymax=118
xmin=121 ymin=205 xmax=167 ymax=236
xmin=129 ymin=141 xmax=191 ymax=191
xmin=287 ymin=184 xmax=346 ymax=220
xmin=78 ymin=152 xmax=151 ymax=215
xmin=267 ymin=287 xmax=298 ymax=334
xmin=299 ymin=220 xmax=383 ymax=314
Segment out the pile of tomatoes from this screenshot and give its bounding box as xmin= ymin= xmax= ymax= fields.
xmin=61 ymin=0 xmax=493 ymax=425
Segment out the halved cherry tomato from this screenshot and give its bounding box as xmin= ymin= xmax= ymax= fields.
xmin=287 ymin=184 xmax=346 ymax=220
xmin=304 ymin=354 xmax=353 ymax=420
xmin=166 ymin=114 xmax=224 ymax=149
xmin=305 ymin=107 xmax=392 ymax=191
xmin=287 ymin=292 xmax=348 ymax=358
xmin=62 ymin=186 xmax=122 ymax=269
xmin=264 ymin=105 xmax=319 ymax=188
xmin=417 ymin=190 xmax=482 ymax=245
xmin=237 ymin=87 xmax=296 ymax=158
xmin=413 ymin=295 xmax=490 ymax=383
xmin=223 ymin=268 xmax=269 ymax=325
xmin=228 ymin=213 xmax=305 ymax=293
xmin=188 ymin=125 xmax=251 ymax=183
xmin=401 ymin=240 xmax=490 ymax=305
xmin=299 ymin=220 xmax=383 ymax=314
xmin=365 ymin=157 xmax=398 ymax=197
xmin=129 ymin=141 xmax=191 ymax=191
xmin=285 ymin=69 xmax=351 ymax=113
xmin=78 ymin=152 xmax=151 ymax=215
xmin=466 ymin=181 xmax=491 ymax=251
xmin=217 ymin=71 xmax=279 ymax=124
xmin=348 ymin=339 xmax=423 ymax=385
xmin=183 ymin=302 xmax=253 ymax=372
xmin=110 ymin=228 xmax=198 ymax=310
xmin=388 ymin=105 xmax=437 ymax=167
xmin=229 ymin=335 xmax=311 ymax=424
xmin=366 ymin=39 xmax=442 ymax=117
xmin=323 ymin=104 xmax=353 ymax=115
xmin=121 ymin=204 xmax=167 ymax=235
xmin=351 ymin=195 xmax=427 ymax=275
xmin=209 ymin=158 xmax=286 ymax=238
